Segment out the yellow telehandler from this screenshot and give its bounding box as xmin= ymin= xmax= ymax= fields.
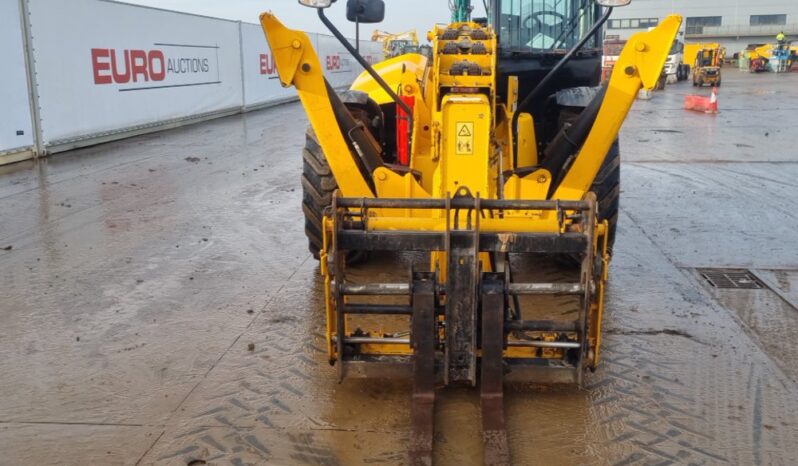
xmin=260 ymin=1 xmax=679 ymax=464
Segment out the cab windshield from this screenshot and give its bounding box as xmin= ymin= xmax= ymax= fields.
xmin=669 ymin=39 xmax=684 ymax=55
xmin=497 ymin=0 xmax=599 ymax=52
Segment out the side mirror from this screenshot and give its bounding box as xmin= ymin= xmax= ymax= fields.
xmin=595 ymin=0 xmax=631 ymax=6
xmin=346 ymin=0 xmax=385 ymax=23
xmin=298 ymin=0 xmax=333 ymax=8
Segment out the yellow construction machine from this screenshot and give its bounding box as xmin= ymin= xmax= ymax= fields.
xmin=683 ymin=41 xmax=720 ymax=72
xmin=372 ymin=29 xmax=421 ymax=59
xmin=692 ymin=46 xmax=722 ymax=87
xmin=260 ymin=0 xmax=679 ymax=464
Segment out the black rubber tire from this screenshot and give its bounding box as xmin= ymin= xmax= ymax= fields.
xmin=681 ymin=64 xmax=691 ymax=81
xmin=655 ymin=74 xmax=666 ymax=90
xmin=470 ymin=29 xmax=488 ymax=40
xmin=301 ymin=128 xmax=370 ymax=264
xmin=590 ymin=140 xmax=620 ymax=253
xmin=441 ymin=28 xmax=459 ymax=40
xmin=301 ymin=128 xmax=335 ymax=260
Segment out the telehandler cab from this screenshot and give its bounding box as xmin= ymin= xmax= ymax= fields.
xmin=259 ymin=1 xmax=680 ymax=464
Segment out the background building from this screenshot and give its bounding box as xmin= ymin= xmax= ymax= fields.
xmin=606 ymin=0 xmax=798 ymax=53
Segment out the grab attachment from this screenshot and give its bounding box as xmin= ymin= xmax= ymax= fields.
xmin=321 ymin=192 xmax=605 ymax=464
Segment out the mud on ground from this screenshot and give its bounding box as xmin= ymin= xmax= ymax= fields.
xmin=1 ymin=70 xmax=798 ymax=465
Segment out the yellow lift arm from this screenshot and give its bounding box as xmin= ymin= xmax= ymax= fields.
xmin=553 ymin=15 xmax=681 ymax=200
xmin=260 ymin=13 xmax=374 ymax=199
xmin=261 ymin=12 xmax=680 ymax=207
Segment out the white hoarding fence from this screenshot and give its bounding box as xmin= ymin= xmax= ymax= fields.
xmin=316 ymin=34 xmax=383 ymax=89
xmin=359 ymin=40 xmax=385 ymax=66
xmin=242 ymin=26 xmax=382 ymax=108
xmin=241 ymin=25 xmax=382 ymax=109
xmin=0 ymin=0 xmax=385 ymax=161
xmin=240 ymin=22 xmax=301 ymax=109
xmin=27 ymin=0 xmax=243 ymax=150
xmin=0 ymin=0 xmax=34 ymax=158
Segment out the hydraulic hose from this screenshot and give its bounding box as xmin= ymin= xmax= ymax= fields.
xmin=541 ymin=84 xmax=607 ymax=198
xmin=318 ymin=8 xmax=414 ymax=160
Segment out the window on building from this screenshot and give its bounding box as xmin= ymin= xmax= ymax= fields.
xmin=686 ymin=16 xmax=722 ymax=35
xmin=608 ymin=17 xmax=659 ymax=30
xmin=750 ymin=14 xmax=787 ymax=26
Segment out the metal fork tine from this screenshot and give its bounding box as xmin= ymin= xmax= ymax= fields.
xmin=481 ymin=274 xmax=511 ymax=466
xmin=480 ymin=274 xmax=510 ymax=466
xmin=409 ymin=273 xmax=436 ymax=466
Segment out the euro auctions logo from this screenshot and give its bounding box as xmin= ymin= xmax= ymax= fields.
xmin=325 ymin=54 xmax=354 ymax=74
xmin=259 ymin=53 xmax=276 ymax=75
xmin=262 ymin=52 xmax=365 ymax=76
xmin=91 ymin=43 xmax=220 ymax=91
xmin=326 ymin=55 xmax=342 ymax=71
xmin=92 ymin=49 xmax=166 ymax=83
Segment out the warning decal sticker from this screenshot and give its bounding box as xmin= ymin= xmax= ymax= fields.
xmin=456 ymin=122 xmax=474 ymax=155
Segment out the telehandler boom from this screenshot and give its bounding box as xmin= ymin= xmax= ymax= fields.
xmin=260 ymin=1 xmax=680 ymax=464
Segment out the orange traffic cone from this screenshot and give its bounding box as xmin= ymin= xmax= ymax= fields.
xmin=708 ymin=86 xmax=719 ymax=113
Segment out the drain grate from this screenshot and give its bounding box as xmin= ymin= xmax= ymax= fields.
xmin=697 ymin=268 xmax=764 ymax=289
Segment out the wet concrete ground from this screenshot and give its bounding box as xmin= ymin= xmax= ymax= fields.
xmin=2 ymin=70 xmax=798 ymax=465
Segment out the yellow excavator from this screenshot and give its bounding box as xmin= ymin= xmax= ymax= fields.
xmin=260 ymin=1 xmax=679 ymax=464
xmin=372 ymin=29 xmax=421 ymax=59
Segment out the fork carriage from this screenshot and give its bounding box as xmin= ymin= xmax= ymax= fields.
xmin=323 ymin=192 xmax=610 ymax=385
xmin=321 ymin=192 xmax=610 ymax=462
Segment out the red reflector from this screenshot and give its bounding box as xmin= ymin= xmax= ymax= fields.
xmin=396 ymin=95 xmax=415 ymax=166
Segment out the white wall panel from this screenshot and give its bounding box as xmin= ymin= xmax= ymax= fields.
xmin=0 ymin=0 xmax=34 ymax=154
xmin=317 ymin=34 xmax=382 ymax=89
xmin=28 ymin=0 xmax=244 ymax=147
xmin=241 ymin=23 xmax=382 ymax=107
xmin=240 ymin=22 xmax=298 ymax=108
xmin=358 ymin=40 xmax=385 ymax=64
xmin=243 ymin=25 xmax=384 ymax=106
xmin=12 ymin=0 xmax=383 ymax=154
